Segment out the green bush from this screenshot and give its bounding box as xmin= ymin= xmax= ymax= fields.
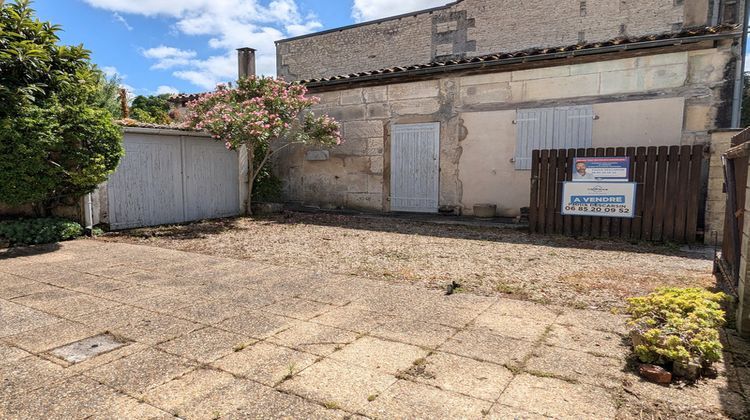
xmin=0 ymin=218 xmax=83 ymax=245
xmin=626 ymin=287 xmax=728 ymax=366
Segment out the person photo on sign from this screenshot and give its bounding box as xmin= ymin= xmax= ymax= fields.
xmin=573 ymin=161 xmax=596 ymax=180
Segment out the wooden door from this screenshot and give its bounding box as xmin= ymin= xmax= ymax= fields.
xmin=390 ymin=123 xmax=440 ymax=213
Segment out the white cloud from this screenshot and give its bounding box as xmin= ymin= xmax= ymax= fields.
xmin=82 ymin=0 xmax=323 ymax=90
xmin=112 ymin=12 xmax=133 ymax=30
xmin=101 ymin=65 xmax=121 ymax=78
xmin=142 ymin=45 xmax=197 ymax=69
xmin=352 ymin=0 xmax=448 ymax=22
xmin=155 ymin=85 xmax=180 ymax=95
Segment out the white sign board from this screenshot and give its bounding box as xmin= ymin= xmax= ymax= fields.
xmin=561 ymin=182 xmax=636 ymax=218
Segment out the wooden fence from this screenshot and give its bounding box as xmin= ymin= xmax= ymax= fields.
xmin=529 ymin=145 xmax=705 ymax=243
xmin=720 ymin=130 xmax=750 ymax=287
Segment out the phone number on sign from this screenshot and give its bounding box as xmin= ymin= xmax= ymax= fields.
xmin=564 ymin=205 xmax=631 ymax=214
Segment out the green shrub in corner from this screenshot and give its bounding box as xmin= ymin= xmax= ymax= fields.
xmin=0 ymin=218 xmax=83 ymax=245
xmin=626 ymin=287 xmax=728 ymax=367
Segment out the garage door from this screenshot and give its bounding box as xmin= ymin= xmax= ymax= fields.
xmin=107 ymin=131 xmax=240 ymax=230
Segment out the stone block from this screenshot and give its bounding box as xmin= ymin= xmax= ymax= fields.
xmin=332 ymin=136 xmax=367 ymax=156
xmin=522 ymin=73 xmax=599 ymax=101
xmin=636 ymin=51 xmax=688 ymax=68
xmin=340 ymin=89 xmax=364 ymax=105
xmin=388 ymin=80 xmax=439 ymax=100
xmin=435 ymin=43 xmax=454 ymax=56
xmin=326 ymin=105 xmax=366 ymax=122
xmin=347 ymin=192 xmax=383 ymax=210
xmin=366 ymin=103 xmax=389 ymax=119
xmin=684 ymin=104 xmax=712 ymax=132
xmin=367 ymin=175 xmax=383 ymax=193
xmin=305 ymin=150 xmax=330 ymax=161
xmin=460 ymin=72 xmax=512 ymax=86
xmin=570 ymin=57 xmax=637 ymax=75
xmin=460 ymin=82 xmax=511 ymax=105
xmin=313 ymin=91 xmax=340 ymax=106
xmin=512 ymin=65 xmax=571 ymax=81
xmin=345 ymin=173 xmax=369 ymax=193
xmin=344 ymin=156 xmax=371 ymax=173
xmin=363 ymin=86 xmax=388 ymax=103
xmin=370 ymin=156 xmax=384 ymax=174
xmin=366 ymin=137 xmax=385 ymax=156
xmin=343 ymin=120 xmax=384 ymax=139
xmin=435 ymin=21 xmax=458 ymax=33
xmin=644 ymin=64 xmax=688 ymax=91
xmin=390 ymin=98 xmax=441 ymax=115
xmin=688 ymin=49 xmax=731 ymax=84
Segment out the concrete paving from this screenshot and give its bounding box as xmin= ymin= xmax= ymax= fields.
xmin=0 ymin=240 xmax=746 ymax=419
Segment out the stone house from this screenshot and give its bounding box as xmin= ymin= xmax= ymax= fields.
xmin=270 ymin=0 xmax=745 ymax=217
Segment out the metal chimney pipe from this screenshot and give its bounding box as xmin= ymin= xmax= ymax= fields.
xmin=237 ymin=47 xmax=256 ymax=79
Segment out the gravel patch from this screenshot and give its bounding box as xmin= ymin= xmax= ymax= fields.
xmin=99 ymin=212 xmax=715 ymax=310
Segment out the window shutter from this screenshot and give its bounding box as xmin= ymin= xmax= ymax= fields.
xmin=515 ymin=105 xmax=593 ymax=170
xmin=515 ymin=107 xmax=554 ymax=170
xmin=553 ymin=105 xmax=594 ymax=150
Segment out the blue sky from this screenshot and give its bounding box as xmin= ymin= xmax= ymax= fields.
xmin=33 ymin=0 xmax=448 ymax=95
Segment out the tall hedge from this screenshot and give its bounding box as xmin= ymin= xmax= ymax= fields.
xmin=0 ymin=0 xmax=123 ymax=211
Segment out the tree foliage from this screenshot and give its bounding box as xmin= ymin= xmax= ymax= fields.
xmin=186 ymin=77 xmax=341 ymax=212
xmin=0 ymin=0 xmax=123 ymax=210
xmin=130 ymin=93 xmax=171 ymax=124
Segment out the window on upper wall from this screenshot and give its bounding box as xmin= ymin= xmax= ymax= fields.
xmin=514 ymin=105 xmax=595 ymax=170
xmin=580 ymin=1 xmax=587 ymax=16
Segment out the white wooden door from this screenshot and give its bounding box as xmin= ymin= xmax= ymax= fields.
xmin=182 ymin=137 xmax=240 ymax=221
xmin=107 ymin=132 xmax=240 ymax=230
xmin=390 ymin=123 xmax=440 ymax=213
xmin=108 ymin=133 xmax=185 ymax=230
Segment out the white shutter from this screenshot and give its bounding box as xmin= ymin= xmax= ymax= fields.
xmin=390 ymin=123 xmax=440 ymax=213
xmin=515 ymin=105 xmax=593 ymax=170
xmin=515 ymin=107 xmax=554 ymax=170
xmin=553 ymin=105 xmax=594 ymax=150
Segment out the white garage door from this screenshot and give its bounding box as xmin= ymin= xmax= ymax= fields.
xmin=107 ymin=131 xmax=240 ymax=230
xmin=390 ymin=122 xmax=440 ymax=213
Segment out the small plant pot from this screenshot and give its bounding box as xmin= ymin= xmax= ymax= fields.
xmin=473 ymin=204 xmax=497 ymax=219
xmin=252 ymin=202 xmax=284 ymax=215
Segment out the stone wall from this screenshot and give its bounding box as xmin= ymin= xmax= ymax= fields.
xmin=273 ymin=42 xmax=736 ymax=218
xmin=705 ymin=129 xmax=741 ymax=244
xmin=276 ymin=0 xmax=728 ymax=81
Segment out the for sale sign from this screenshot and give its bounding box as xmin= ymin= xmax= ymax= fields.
xmin=572 ymin=157 xmax=630 ymax=182
xmin=561 ymin=182 xmax=636 ymax=218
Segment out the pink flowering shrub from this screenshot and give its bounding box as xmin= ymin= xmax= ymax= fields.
xmin=186 ymin=77 xmax=341 ymax=213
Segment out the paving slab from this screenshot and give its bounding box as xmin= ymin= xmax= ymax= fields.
xmin=473 ymin=313 xmax=552 ymax=342
xmin=84 ymin=347 xmax=195 ymax=396
xmin=403 ymin=351 xmax=515 ymax=402
xmin=268 ymin=321 xmax=360 ymax=356
xmin=157 ymin=326 xmax=249 ymax=364
xmin=369 ymin=316 xmax=457 ymax=349
xmin=263 ymin=297 xmax=335 ymax=320
xmin=329 ymin=336 xmax=428 ymax=375
xmin=278 ymin=357 xmax=398 ymax=413
xmin=363 ymin=379 xmax=491 ymax=419
xmin=439 ymin=328 xmax=536 ymax=367
xmin=4 ymin=319 xmax=99 ymax=353
xmin=544 ymin=324 xmax=628 ymax=359
xmin=217 ymin=310 xmax=296 ymax=339
xmin=107 ymin=310 xmax=201 ymax=345
xmin=310 ymin=305 xmax=388 ymax=334
xmin=0 ymin=299 xmax=61 ymax=337
xmin=212 ymin=341 xmax=319 ymax=386
xmin=498 ymin=374 xmax=617 ymax=419
xmin=525 ymin=344 xmax=624 ymax=388
xmin=0 ymin=355 xmax=69 ymax=398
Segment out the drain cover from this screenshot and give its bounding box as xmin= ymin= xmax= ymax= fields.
xmin=50 ymin=333 xmax=127 ymax=363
